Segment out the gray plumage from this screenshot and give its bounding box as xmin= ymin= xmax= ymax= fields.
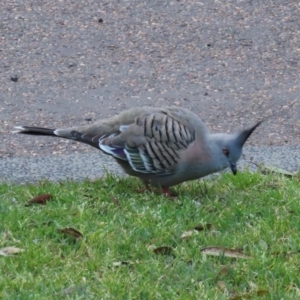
xmin=13 ymin=106 xmax=262 ymax=191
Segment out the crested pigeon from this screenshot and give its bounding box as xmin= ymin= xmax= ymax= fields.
xmin=14 ymin=106 xmax=262 ymax=196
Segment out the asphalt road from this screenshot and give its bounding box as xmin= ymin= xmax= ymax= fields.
xmin=0 ymin=0 xmax=299 ymax=183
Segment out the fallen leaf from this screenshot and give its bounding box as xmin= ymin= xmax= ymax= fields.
xmin=194 ymin=223 xmax=215 ymax=231
xmin=180 ymin=230 xmax=195 ymax=239
xmin=216 ymin=265 xmax=231 ymax=279
xmin=271 ymin=250 xmax=300 ymax=258
xmin=111 ymin=197 xmax=120 ymax=206
xmin=58 ymin=285 xmax=86 ymax=296
xmin=260 ymin=165 xmax=296 ymax=177
xmin=0 ymin=246 xmax=24 ymax=256
xmin=153 ymin=246 xmax=174 ymax=256
xmin=26 ymin=194 xmax=53 ymax=205
xmin=201 ymin=247 xmax=251 ymax=259
xmin=257 ymin=290 xmax=268 ymax=296
xmin=216 ymin=280 xmax=227 ymax=291
xmin=258 ymin=239 xmax=268 ymax=251
xmin=181 ymin=224 xmax=215 ymax=239
xmin=113 ymin=261 xmax=135 ymax=267
xmin=42 ymin=220 xmax=54 ymax=226
xmin=147 ymin=244 xmax=157 ymax=251
xmin=57 ymin=228 xmax=83 ymax=239
xmin=231 ymin=290 xmax=268 ymax=300
xmin=231 ymin=294 xmax=244 ymax=300
xmin=248 ymin=161 xmax=298 ymax=178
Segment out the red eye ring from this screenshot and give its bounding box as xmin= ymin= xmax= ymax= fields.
xmin=223 ymin=149 xmax=230 ymax=157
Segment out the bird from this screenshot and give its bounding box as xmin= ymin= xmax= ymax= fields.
xmin=13 ymin=106 xmax=262 ymax=197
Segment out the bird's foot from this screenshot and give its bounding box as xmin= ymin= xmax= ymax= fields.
xmin=161 ymin=187 xmax=178 ymax=199
xmin=137 ymin=186 xmax=177 ymax=199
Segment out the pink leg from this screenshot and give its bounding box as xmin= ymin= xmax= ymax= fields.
xmin=161 ymin=187 xmax=178 ymax=199
xmin=137 ymin=185 xmax=177 ymax=198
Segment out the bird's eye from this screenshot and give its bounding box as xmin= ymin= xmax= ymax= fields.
xmin=223 ymin=149 xmax=230 ymax=157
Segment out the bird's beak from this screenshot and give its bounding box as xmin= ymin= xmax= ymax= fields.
xmin=230 ymin=162 xmax=237 ymax=175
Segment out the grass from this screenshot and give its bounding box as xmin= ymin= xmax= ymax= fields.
xmin=0 ymin=171 xmax=299 ymax=299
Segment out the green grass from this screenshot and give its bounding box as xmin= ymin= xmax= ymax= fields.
xmin=0 ymin=171 xmax=299 ymax=299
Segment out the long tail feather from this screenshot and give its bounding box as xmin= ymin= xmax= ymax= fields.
xmin=12 ymin=126 xmax=56 ymax=136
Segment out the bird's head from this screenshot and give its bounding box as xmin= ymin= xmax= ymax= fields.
xmin=211 ymin=121 xmax=262 ymax=175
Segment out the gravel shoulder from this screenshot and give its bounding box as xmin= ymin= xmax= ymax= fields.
xmin=1 ymin=145 xmax=299 ymax=184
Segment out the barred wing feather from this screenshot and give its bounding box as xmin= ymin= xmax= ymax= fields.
xmin=99 ymin=112 xmax=195 ymax=175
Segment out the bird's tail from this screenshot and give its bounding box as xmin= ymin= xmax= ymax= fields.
xmin=12 ymin=126 xmax=56 ymax=136
xmin=12 ymin=126 xmax=102 ymax=150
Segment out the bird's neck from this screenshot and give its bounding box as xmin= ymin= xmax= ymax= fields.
xmin=207 ymin=134 xmax=227 ymax=172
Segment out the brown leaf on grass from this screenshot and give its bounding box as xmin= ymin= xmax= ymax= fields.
xmin=231 ymin=290 xmax=268 ymax=300
xmin=42 ymin=220 xmax=54 ymax=226
xmin=181 ymin=224 xmax=215 ymax=239
xmin=248 ymin=160 xmax=298 ymax=178
xmin=180 ymin=230 xmax=195 ymax=239
xmin=258 ymin=239 xmax=268 ymax=250
xmin=111 ymin=197 xmax=120 ymax=206
xmin=201 ymin=247 xmax=251 ymax=259
xmin=58 ymin=285 xmax=86 ymax=296
xmin=257 ymin=290 xmax=268 ymax=296
xmin=153 ymin=246 xmax=174 ymax=256
xmin=216 ymin=280 xmax=227 ymax=291
xmin=194 ymin=223 xmax=215 ymax=231
xmin=57 ymin=228 xmax=83 ymax=239
xmin=231 ymin=294 xmax=244 ymax=300
xmin=0 ymin=246 xmax=24 ymax=256
xmin=26 ymin=194 xmax=53 ymax=205
xmin=260 ymin=165 xmax=297 ymax=177
xmin=216 ymin=265 xmax=231 ymax=279
xmin=113 ymin=260 xmax=135 ymax=267
xmin=271 ymin=250 xmax=300 ymax=258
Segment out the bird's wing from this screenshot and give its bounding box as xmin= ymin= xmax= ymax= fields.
xmin=72 ymin=108 xmax=197 ymax=175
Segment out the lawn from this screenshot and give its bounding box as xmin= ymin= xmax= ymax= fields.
xmin=0 ymin=171 xmax=299 ymax=299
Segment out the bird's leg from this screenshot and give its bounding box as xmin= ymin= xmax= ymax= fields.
xmin=137 ymin=184 xmax=177 ymax=198
xmin=161 ymin=187 xmax=178 ymax=199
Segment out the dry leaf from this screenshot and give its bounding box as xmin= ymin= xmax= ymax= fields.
xmin=217 ymin=280 xmax=227 ymax=291
xmin=180 ymin=230 xmax=195 ymax=239
xmin=260 ymin=165 xmax=296 ymax=177
xmin=181 ymin=224 xmax=215 ymax=239
xmin=27 ymin=194 xmax=53 ymax=205
xmin=258 ymin=239 xmax=268 ymax=251
xmin=111 ymin=197 xmax=120 ymax=206
xmin=113 ymin=261 xmax=135 ymax=267
xmin=201 ymin=247 xmax=251 ymax=259
xmin=256 ymin=290 xmax=268 ymax=296
xmin=249 ymin=161 xmax=297 ymax=177
xmin=153 ymin=246 xmax=174 ymax=256
xmin=194 ymin=223 xmax=214 ymax=231
xmin=216 ymin=265 xmax=231 ymax=279
xmin=59 ymin=285 xmax=85 ymax=296
xmin=245 ymin=158 xmax=299 ymax=179
xmin=57 ymin=228 xmax=83 ymax=239
xmin=271 ymin=250 xmax=300 ymax=258
xmin=147 ymin=244 xmax=157 ymax=251
xmin=231 ymin=294 xmax=244 ymax=300
xmin=231 ymin=290 xmax=268 ymax=300
xmin=0 ymin=246 xmax=24 ymax=256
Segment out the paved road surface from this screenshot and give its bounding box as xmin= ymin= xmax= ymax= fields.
xmin=0 ymin=0 xmax=299 ymax=182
